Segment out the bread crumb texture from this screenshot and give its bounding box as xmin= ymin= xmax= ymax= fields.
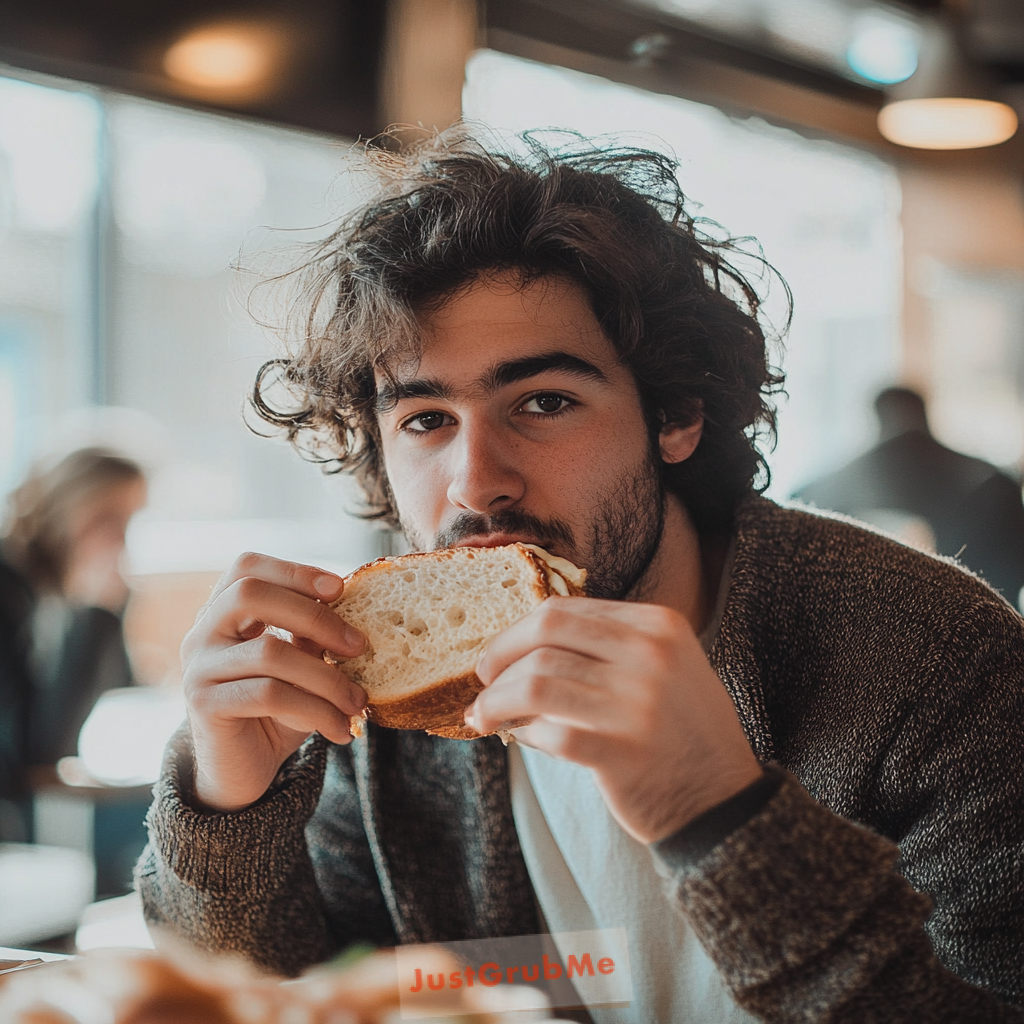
xmin=330 ymin=545 xmax=571 ymax=735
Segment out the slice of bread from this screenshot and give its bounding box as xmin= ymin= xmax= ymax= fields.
xmin=328 ymin=543 xmax=586 ymax=739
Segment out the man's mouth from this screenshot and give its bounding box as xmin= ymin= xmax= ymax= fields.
xmin=432 ymin=510 xmax=575 ymax=559
xmin=454 ymin=534 xmax=546 ymax=550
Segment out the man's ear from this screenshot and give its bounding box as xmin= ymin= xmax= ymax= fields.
xmin=659 ymin=416 xmax=704 ymax=464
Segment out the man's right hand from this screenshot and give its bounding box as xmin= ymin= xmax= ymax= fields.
xmin=180 ymin=552 xmax=366 ymax=813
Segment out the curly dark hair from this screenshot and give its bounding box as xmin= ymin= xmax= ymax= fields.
xmin=252 ymin=128 xmax=787 ymax=535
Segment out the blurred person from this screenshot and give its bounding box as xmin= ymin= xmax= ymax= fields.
xmin=0 ymin=449 xmax=147 ymax=840
xmin=138 ymin=133 xmax=1024 ymax=1021
xmin=794 ymin=386 xmax=1024 ymax=606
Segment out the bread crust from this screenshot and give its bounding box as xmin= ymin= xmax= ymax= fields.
xmin=366 ymin=671 xmax=485 ymax=736
xmin=331 ymin=544 xmax=585 ymax=739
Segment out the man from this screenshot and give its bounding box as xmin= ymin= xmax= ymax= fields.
xmin=138 ymin=134 xmax=1024 ymax=1021
xmin=795 ymin=386 xmax=1024 ymax=606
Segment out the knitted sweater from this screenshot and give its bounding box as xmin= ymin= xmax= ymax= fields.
xmin=137 ymin=498 xmax=1024 ymax=1021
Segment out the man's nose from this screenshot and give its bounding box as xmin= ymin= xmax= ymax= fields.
xmin=445 ymin=422 xmax=526 ymax=514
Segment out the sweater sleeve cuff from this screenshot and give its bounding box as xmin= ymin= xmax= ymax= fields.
xmin=146 ymin=725 xmax=329 ymax=895
xmin=651 ymin=766 xmax=784 ymax=870
xmin=650 ymin=767 xmax=932 ymax=993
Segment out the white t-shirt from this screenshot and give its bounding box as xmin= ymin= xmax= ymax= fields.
xmin=507 ymin=541 xmax=754 ymax=1022
xmin=509 ymin=745 xmax=756 ymax=1023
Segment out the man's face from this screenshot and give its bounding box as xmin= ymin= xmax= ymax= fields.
xmin=375 ymin=272 xmax=666 ymax=599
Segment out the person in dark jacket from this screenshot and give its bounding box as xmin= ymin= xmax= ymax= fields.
xmin=794 ymin=386 xmax=1024 ymax=605
xmin=0 ymin=448 xmax=146 ymax=840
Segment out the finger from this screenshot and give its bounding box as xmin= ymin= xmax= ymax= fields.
xmin=467 ymin=648 xmax=607 ymax=735
xmin=511 ymin=718 xmax=608 ymax=767
xmin=215 ymin=551 xmax=344 ymax=603
xmin=190 ymin=633 xmax=366 ymax=715
xmin=195 ymin=676 xmax=356 ymax=745
xmin=293 ymin=634 xmax=328 ymax=659
xmin=197 ymin=552 xmax=345 ymax=627
xmin=477 ymin=597 xmax=683 ymax=685
xmin=189 ymin=575 xmax=364 ymax=659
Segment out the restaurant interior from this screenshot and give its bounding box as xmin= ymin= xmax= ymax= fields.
xmin=1 ymin=0 xmax=1023 ymax=1012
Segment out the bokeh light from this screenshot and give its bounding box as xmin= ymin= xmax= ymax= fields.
xmin=163 ymin=22 xmax=283 ymax=98
xmin=78 ymin=688 xmax=186 ymax=786
xmin=846 ymin=16 xmax=919 ymax=84
xmin=879 ymin=97 xmax=1018 ymax=150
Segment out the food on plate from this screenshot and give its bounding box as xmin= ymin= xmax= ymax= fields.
xmin=327 ymin=543 xmax=586 ymax=739
xmin=0 ymin=944 xmax=554 ymax=1023
xmin=0 ymin=949 xmax=235 ymax=1024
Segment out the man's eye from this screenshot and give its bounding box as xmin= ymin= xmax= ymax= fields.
xmin=521 ymin=394 xmax=569 ymax=415
xmin=402 ymin=411 xmax=453 ymax=433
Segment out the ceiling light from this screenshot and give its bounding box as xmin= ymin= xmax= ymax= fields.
xmin=879 ymin=98 xmax=1016 ymax=150
xmin=877 ymin=16 xmax=1017 ymax=150
xmin=163 ymin=21 xmax=283 ymax=98
xmin=846 ymin=15 xmax=919 ymax=85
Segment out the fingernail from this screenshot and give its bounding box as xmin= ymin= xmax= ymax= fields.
xmin=345 ymin=625 xmax=365 ymax=652
xmin=314 ymin=573 xmax=341 ymax=597
xmin=464 ymin=705 xmax=477 ymax=728
xmin=350 ymin=686 xmax=367 ymax=710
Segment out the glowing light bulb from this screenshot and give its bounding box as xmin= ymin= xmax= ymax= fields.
xmin=163 ymin=22 xmax=281 ymax=96
xmin=878 ymin=97 xmax=1018 ymax=150
xmin=846 ymin=19 xmax=918 ymax=85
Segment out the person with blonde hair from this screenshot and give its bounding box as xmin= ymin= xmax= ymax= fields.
xmin=0 ymin=448 xmax=147 ymax=841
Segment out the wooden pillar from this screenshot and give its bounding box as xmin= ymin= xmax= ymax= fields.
xmin=380 ymin=0 xmax=479 ymax=132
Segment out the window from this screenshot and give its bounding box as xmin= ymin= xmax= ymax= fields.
xmin=0 ymin=77 xmax=100 ymax=492
xmin=0 ymin=68 xmax=381 ymax=584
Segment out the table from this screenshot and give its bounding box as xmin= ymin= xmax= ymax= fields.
xmin=0 ymin=844 xmax=94 ymax=948
xmin=0 ymin=945 xmax=69 ymax=977
xmin=30 ymin=765 xmax=154 ymax=898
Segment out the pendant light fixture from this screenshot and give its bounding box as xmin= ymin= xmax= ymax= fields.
xmin=163 ymin=20 xmax=290 ymax=102
xmin=877 ymin=15 xmax=1017 ymax=150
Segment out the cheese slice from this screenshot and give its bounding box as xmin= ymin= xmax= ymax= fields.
xmin=523 ymin=544 xmax=588 ymax=594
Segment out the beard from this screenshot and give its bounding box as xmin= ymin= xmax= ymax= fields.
xmin=399 ymin=451 xmax=665 ymax=601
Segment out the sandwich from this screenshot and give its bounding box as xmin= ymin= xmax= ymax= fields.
xmin=326 ymin=543 xmax=586 ymax=739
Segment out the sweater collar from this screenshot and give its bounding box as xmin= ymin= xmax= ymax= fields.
xmin=706 ymin=495 xmax=777 ymax=763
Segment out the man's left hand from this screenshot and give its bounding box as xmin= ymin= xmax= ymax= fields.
xmin=467 ymin=597 xmax=763 ymax=844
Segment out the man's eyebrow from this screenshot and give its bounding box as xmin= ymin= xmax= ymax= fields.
xmin=482 ymin=351 xmax=609 ymax=391
xmin=375 ymin=351 xmax=609 ymax=413
xmin=375 ymin=377 xmax=453 ymax=412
